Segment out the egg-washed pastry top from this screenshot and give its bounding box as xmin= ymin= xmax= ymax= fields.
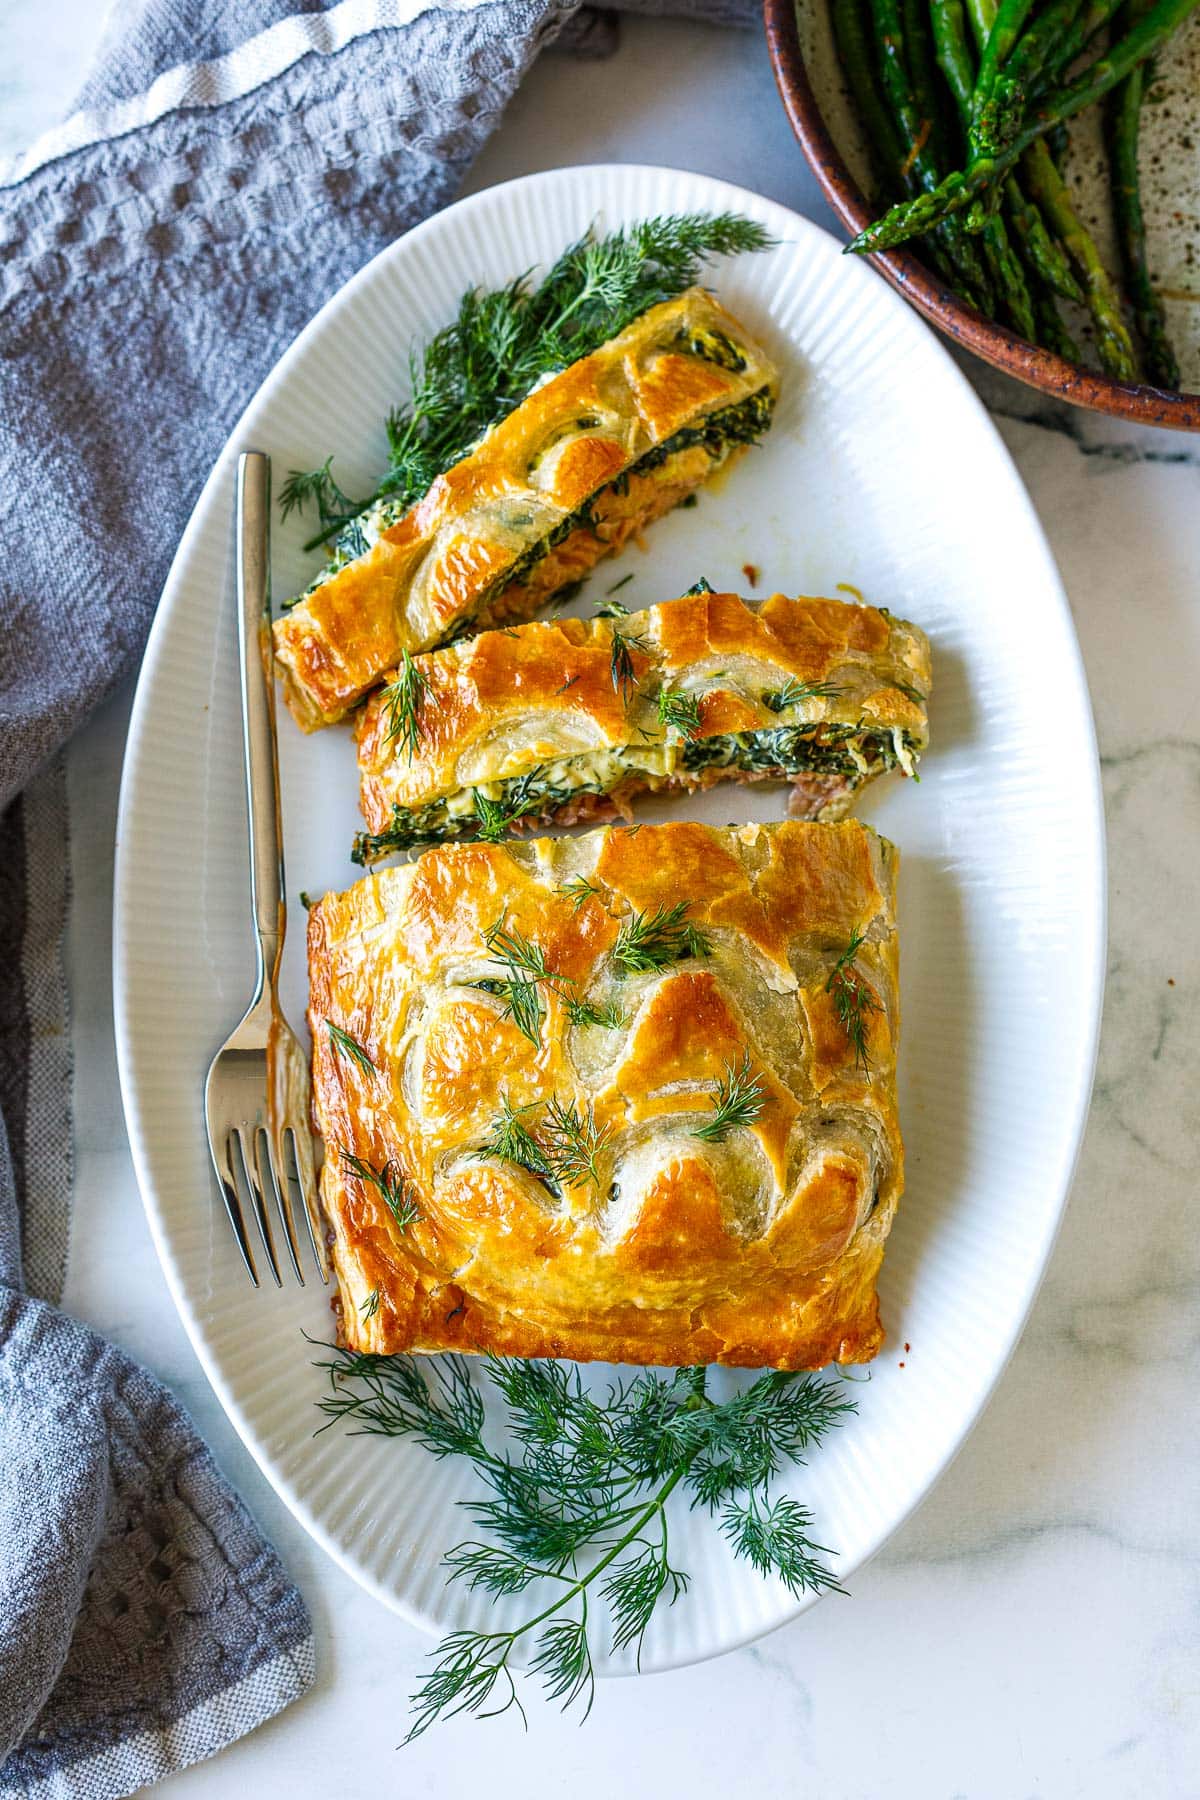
xmin=354 ymin=590 xmax=931 ymax=861
xmin=309 ymin=819 xmax=903 ymax=1370
xmin=273 ymin=288 xmax=779 ymax=730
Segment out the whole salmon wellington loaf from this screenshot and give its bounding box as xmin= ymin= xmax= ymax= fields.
xmin=307 ymin=818 xmax=903 ymax=1371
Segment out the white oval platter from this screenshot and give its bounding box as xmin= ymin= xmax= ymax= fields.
xmin=113 ymin=163 xmax=1105 ymax=1675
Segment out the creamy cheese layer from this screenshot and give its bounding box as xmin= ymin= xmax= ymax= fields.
xmin=352 ymin=725 xmax=918 ymax=863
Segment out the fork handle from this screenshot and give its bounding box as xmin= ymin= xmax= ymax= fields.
xmin=236 ymin=451 xmax=285 ymax=989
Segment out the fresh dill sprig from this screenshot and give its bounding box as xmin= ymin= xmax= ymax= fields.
xmin=474 ymin=1093 xmax=611 ymax=1191
xmin=381 ymin=651 xmax=431 ymax=760
xmin=593 ymin=596 xmax=630 ymax=618
xmin=325 ymin=1019 xmax=375 ymax=1076
xmin=340 ymin=1149 xmax=421 ymax=1232
xmin=483 ymin=918 xmax=560 ymax=984
xmin=472 ymin=918 xmax=564 ymax=1046
xmin=470 ymin=776 xmax=546 ymax=844
xmin=684 ymin=576 xmax=714 ymax=595
xmin=692 ymin=1051 xmax=766 ymax=1143
xmin=562 ymin=994 xmax=627 ymax=1031
xmin=761 ymin=678 xmax=845 ymax=713
xmin=282 ymin=213 xmax=775 ymax=561
xmin=473 ymin=1097 xmax=557 ymax=1186
xmin=720 ymin=1492 xmax=839 ymax=1599
xmin=311 ymin=1352 xmax=852 ymax=1740
xmin=610 ymin=627 xmax=651 ymax=702
xmin=541 ymin=1096 xmax=612 ymax=1189
xmin=657 ymin=686 xmax=703 ymax=741
xmin=558 ymin=875 xmax=603 ymax=911
xmin=359 ymin=1287 xmax=381 ymax=1321
xmin=826 ymin=927 xmax=882 ymax=1076
xmin=278 ymin=456 xmax=358 ymax=541
xmin=611 ymin=901 xmax=712 ymax=975
xmin=471 ymin=792 xmax=511 ymax=845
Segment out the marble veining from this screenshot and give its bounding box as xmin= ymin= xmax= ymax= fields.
xmin=8 ymin=2 xmax=1196 ymax=1796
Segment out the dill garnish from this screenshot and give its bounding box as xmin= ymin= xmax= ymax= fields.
xmin=325 ymin=1020 xmax=375 ymax=1076
xmin=381 ymin=651 xmax=430 ymax=760
xmin=684 ymin=577 xmax=714 ymax=595
xmin=692 ymin=1052 xmax=766 ymax=1143
xmin=471 ymin=793 xmax=512 ymax=844
xmin=826 ymin=927 xmax=882 ymax=1076
xmin=359 ymin=1287 xmax=381 ymax=1321
xmin=558 ymin=876 xmax=602 ymax=911
xmin=313 ymin=1353 xmax=852 ymax=1739
xmin=279 ymin=456 xmax=357 ymax=537
xmin=474 ymin=1097 xmax=557 ymax=1186
xmin=541 ymin=1096 xmax=612 ymax=1189
xmin=657 ymin=686 xmax=703 ymax=740
xmin=470 ymin=776 xmax=546 ymax=844
xmin=340 ymin=1149 xmax=421 ymax=1232
xmin=610 ymin=627 xmax=651 ymax=701
xmin=474 ymin=1093 xmax=610 ymax=1191
xmin=562 ymin=995 xmax=627 ymax=1032
xmin=473 ymin=917 xmax=627 ymax=1044
xmin=611 ymin=902 xmax=712 ymax=975
xmin=761 ymin=678 xmax=845 ymax=713
xmin=281 ymin=213 xmax=775 ymax=559
xmin=472 ymin=918 xmax=563 ymax=1046
xmin=593 ymin=596 xmax=630 ymax=618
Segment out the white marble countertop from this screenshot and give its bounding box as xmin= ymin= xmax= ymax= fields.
xmin=7 ymin=6 xmax=1199 ymax=1797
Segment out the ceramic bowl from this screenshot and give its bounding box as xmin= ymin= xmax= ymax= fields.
xmin=764 ymin=0 xmax=1200 ymax=430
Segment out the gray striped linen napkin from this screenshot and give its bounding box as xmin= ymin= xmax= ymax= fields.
xmin=0 ymin=0 xmax=758 ymax=1793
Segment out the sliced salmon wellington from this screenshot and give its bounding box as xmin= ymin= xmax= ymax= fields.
xmin=273 ymin=289 xmax=779 ymax=730
xmin=352 ymin=590 xmax=931 ymax=863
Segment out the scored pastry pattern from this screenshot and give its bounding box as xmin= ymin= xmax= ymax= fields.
xmin=308 ymin=820 xmax=902 ymax=1371
xmin=273 ymin=289 xmax=779 ymax=729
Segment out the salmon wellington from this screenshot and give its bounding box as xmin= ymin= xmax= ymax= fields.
xmin=308 ymin=819 xmax=903 ymax=1371
xmin=273 ymin=289 xmax=779 ymax=730
xmin=353 ymin=589 xmax=930 ymax=861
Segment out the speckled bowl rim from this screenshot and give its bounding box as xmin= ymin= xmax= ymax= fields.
xmin=764 ymin=0 xmax=1200 ymax=431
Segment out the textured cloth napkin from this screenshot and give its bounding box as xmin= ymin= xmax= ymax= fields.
xmin=0 ymin=0 xmax=758 ymax=1793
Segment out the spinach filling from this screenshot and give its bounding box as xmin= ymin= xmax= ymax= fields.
xmin=434 ymin=387 xmax=776 ymax=644
xmin=295 ymin=387 xmax=773 ymax=617
xmin=351 ymin=721 xmax=916 ymax=864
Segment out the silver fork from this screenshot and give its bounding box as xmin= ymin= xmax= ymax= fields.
xmin=204 ymin=451 xmax=327 ymax=1288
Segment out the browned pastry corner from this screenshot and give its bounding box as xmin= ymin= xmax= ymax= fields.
xmin=354 ymin=590 xmax=930 ymax=859
xmin=273 ymin=289 xmax=779 ymax=730
xmin=308 ymin=819 xmax=903 ymax=1370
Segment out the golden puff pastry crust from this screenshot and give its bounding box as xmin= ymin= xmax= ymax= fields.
xmin=273 ymin=290 xmax=779 ymax=730
xmin=309 ymin=819 xmax=903 ymax=1370
xmin=354 ymin=591 xmax=930 ymax=858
